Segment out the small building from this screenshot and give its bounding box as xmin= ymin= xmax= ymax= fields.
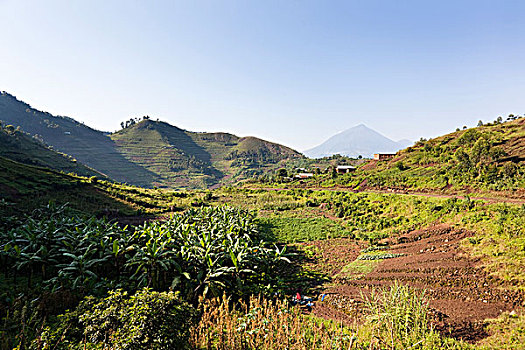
xmin=295 ymin=173 xmax=314 ymax=179
xmin=336 ymin=165 xmax=356 ymax=174
xmin=373 ymin=153 xmax=395 ymax=161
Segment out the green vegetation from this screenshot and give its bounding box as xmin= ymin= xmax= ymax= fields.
xmin=336 ymin=259 xmax=380 ymax=280
xmin=336 ymin=245 xmax=401 ymax=279
xmin=356 ymin=252 xmax=405 ymax=260
xmin=1 ymin=98 xmax=524 ymax=348
xmin=0 ymin=205 xmax=289 ymax=348
xmin=359 ymin=282 xmax=466 ymax=349
xmin=0 ymin=156 xmax=181 ymax=217
xmin=0 ymin=123 xmax=101 ymax=177
xmin=0 ymin=205 xmax=287 ymax=299
xmin=477 ymin=313 xmax=525 ymax=349
xmin=1 ymin=182 xmax=523 ymax=348
xmin=257 ymin=216 xmax=353 ymax=242
xmin=35 ymin=289 xmax=195 ymax=350
xmin=0 ymin=92 xmax=303 ymax=189
xmin=304 ymin=118 xmax=525 ymax=195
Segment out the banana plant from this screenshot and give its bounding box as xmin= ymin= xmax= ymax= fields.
xmin=55 ymin=243 xmax=107 ymax=291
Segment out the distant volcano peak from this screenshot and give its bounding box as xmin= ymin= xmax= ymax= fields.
xmin=304 ymin=124 xmax=409 ymax=159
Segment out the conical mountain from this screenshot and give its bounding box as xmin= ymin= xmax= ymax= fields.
xmin=304 ymin=124 xmax=408 ymax=158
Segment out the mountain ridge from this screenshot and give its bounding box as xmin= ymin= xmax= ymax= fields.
xmin=0 ymin=91 xmax=303 ymax=189
xmin=0 ymin=123 xmax=103 ymax=178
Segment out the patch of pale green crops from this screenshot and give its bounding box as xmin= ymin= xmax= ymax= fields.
xmin=357 ymin=252 xmax=405 ymax=260
xmin=336 ymin=259 xmax=380 ymax=280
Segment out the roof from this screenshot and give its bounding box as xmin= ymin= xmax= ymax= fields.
xmin=295 ymin=173 xmax=314 ymax=178
xmin=336 ymin=165 xmax=356 ymax=169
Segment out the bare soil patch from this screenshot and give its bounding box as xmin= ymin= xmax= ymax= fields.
xmin=303 ymin=224 xmax=524 ymax=343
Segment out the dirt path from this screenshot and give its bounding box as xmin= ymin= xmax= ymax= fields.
xmin=245 ymin=186 xmax=525 ymax=205
xmin=298 ymin=225 xmax=524 ymax=343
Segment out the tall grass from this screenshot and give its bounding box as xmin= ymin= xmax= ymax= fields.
xmin=190 ymin=283 xmax=469 ymax=349
xmin=362 ymin=282 xmax=430 ymax=348
xmin=190 ymin=294 xmax=355 ymax=350
xmin=359 ymin=282 xmax=467 ymax=349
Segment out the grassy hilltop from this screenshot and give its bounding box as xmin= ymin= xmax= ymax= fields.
xmin=358 ymin=117 xmax=525 ymax=193
xmin=110 ymin=119 xmax=302 ymax=188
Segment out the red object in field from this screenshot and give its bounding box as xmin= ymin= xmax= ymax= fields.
xmin=296 ymin=292 xmax=301 ymax=300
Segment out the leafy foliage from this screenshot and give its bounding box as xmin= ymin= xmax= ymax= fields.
xmin=0 ymin=204 xmax=290 ymax=348
xmin=125 ymin=206 xmax=291 ymax=300
xmin=35 ymin=288 xmax=195 ymax=350
xmin=1 ymin=205 xmax=289 ymax=300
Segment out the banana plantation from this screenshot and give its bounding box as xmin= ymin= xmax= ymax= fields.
xmin=0 ymin=203 xmax=290 ymax=349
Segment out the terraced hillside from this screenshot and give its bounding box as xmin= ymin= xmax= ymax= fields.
xmin=0 ymin=124 xmax=101 ymax=178
xmin=0 ymin=92 xmax=159 ymax=186
xmin=110 ymin=119 xmax=303 ymax=188
xmin=0 ymin=156 xmax=133 ymax=216
xmin=0 ymin=92 xmax=303 ymax=189
xmin=0 ymin=156 xmax=197 ymax=218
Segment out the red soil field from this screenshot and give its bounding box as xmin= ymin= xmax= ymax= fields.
xmin=300 ymin=225 xmax=524 ymax=342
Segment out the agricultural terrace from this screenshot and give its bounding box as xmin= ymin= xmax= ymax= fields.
xmin=1 ymin=185 xmax=524 ymax=349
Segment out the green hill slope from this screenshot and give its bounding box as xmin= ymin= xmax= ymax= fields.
xmin=0 ymin=156 xmax=133 ymax=216
xmin=0 ymin=92 xmax=159 ymax=186
xmin=323 ymin=117 xmax=525 ymax=196
xmin=0 ymin=92 xmax=303 ymax=189
xmin=110 ymin=119 xmax=303 ymax=188
xmin=0 ymin=156 xmax=192 ymax=218
xmin=0 ymin=123 xmax=102 ymax=177
xmin=110 ymin=120 xmax=222 ymax=188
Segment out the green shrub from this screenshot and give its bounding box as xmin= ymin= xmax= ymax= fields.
xmin=35 ymin=288 xmax=196 ymax=350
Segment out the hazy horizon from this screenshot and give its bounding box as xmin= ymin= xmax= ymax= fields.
xmin=2 ymin=0 xmax=524 ymax=151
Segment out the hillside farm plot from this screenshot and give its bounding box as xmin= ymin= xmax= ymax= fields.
xmin=301 ymin=224 xmax=524 ymax=343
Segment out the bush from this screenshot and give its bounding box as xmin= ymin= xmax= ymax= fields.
xmin=35 ymin=288 xmax=196 ymax=350
xmin=396 ymin=161 xmax=408 ymax=171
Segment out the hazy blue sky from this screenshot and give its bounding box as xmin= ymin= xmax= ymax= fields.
xmin=1 ymin=0 xmax=524 ymax=150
